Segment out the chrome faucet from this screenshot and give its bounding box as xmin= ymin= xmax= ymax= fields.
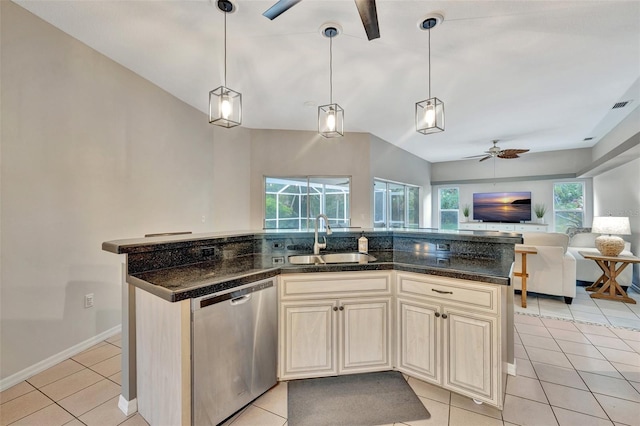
xmin=313 ymin=214 xmax=333 ymax=255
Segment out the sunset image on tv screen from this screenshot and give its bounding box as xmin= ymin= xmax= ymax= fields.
xmin=473 ymin=192 xmax=531 ymax=223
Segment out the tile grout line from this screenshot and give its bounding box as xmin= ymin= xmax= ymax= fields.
xmin=543 ymin=319 xmax=630 ymax=424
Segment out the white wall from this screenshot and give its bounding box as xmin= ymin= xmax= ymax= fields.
xmin=369 ymin=135 xmax=432 ymax=227
xmin=0 ymin=2 xmax=251 ymax=381
xmin=592 ymin=106 xmax=640 ymax=162
xmin=431 ymin=148 xmax=592 ymax=183
xmin=432 ymin=178 xmax=593 ymax=231
xmin=592 ymin=158 xmax=640 ymax=286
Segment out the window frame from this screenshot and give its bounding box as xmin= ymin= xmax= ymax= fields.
xmin=553 ymin=181 xmax=585 ymax=232
xmin=373 ymin=178 xmax=420 ymax=228
xmin=438 ymin=187 xmax=460 ymax=230
xmin=263 ymin=175 xmax=351 ymax=230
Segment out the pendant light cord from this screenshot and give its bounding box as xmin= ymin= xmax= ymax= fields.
xmin=428 ymin=28 xmax=431 ymax=99
xmin=223 ymin=10 xmax=227 ymax=87
xmin=329 ymin=33 xmax=333 ymax=105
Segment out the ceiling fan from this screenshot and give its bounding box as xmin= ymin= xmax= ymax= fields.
xmin=466 ymin=140 xmax=530 ymax=162
xmin=262 ymin=0 xmax=380 ymax=41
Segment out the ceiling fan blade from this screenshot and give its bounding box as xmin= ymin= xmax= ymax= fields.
xmin=464 ymin=154 xmax=488 ymax=159
xmin=263 ymin=0 xmax=302 ymax=20
xmin=479 ymin=155 xmax=492 ymax=162
xmin=354 ymin=0 xmax=380 ymax=40
xmin=501 ymin=148 xmax=529 ymax=156
xmin=497 ymin=153 xmax=520 ymax=159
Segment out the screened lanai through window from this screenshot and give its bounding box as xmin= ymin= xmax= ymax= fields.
xmin=264 ymin=177 xmax=350 ymax=230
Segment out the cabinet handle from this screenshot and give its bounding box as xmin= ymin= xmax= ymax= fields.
xmin=339 ymin=306 xmax=344 ymax=311
xmin=333 ymin=306 xmax=338 ymax=311
xmin=435 ymin=312 xmax=441 ymax=318
xmin=432 ymin=289 xmax=453 ymax=294
xmin=442 ymin=313 xmax=448 ymax=319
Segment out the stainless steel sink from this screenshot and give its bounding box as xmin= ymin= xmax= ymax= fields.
xmin=288 ymin=253 xmax=377 ymax=265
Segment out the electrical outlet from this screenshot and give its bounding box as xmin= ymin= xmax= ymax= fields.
xmin=436 ymin=243 xmax=450 ymax=252
xmin=84 ymin=293 xmax=94 ymax=309
xmin=202 ymin=247 xmax=216 ymax=257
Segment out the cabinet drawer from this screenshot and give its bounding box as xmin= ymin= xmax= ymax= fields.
xmin=280 ymin=272 xmax=392 ymax=299
xmin=485 ymin=224 xmax=514 ymax=232
xmin=397 ymin=273 xmax=499 ymax=314
xmin=514 ymin=224 xmax=547 ymax=233
xmin=458 ymin=223 xmax=486 ymax=230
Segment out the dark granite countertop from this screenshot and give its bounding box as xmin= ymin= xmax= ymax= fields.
xmin=129 ymin=250 xmax=514 ymax=302
xmin=103 ymin=228 xmax=522 ymax=254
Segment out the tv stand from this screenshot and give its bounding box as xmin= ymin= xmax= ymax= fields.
xmin=459 ymin=222 xmax=548 ymax=233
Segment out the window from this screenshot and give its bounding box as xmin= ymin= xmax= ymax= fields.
xmin=553 ymin=182 xmax=584 ymax=232
xmin=439 ymin=187 xmax=459 ymax=230
xmin=373 ymin=179 xmax=420 ymax=228
xmin=264 ymin=176 xmax=350 ymax=229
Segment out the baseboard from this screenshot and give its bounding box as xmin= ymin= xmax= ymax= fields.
xmin=0 ymin=325 xmax=122 ymax=392
xmin=118 ymin=395 xmax=138 ymax=416
xmin=507 ymin=361 xmax=516 ymax=376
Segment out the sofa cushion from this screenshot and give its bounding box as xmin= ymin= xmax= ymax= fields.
xmin=522 ymin=232 xmax=569 ymax=253
xmin=569 ymin=232 xmax=598 ymax=248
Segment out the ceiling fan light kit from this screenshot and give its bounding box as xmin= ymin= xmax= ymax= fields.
xmin=416 ymin=14 xmax=445 ymax=135
xmin=209 ymin=0 xmax=242 ymax=128
xmin=318 ymin=26 xmax=344 ymax=138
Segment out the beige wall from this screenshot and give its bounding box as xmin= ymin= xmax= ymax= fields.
xmin=369 ymin=135 xmax=432 ymax=227
xmin=248 ymin=130 xmax=433 ymax=229
xmin=249 ymin=130 xmax=373 ymax=228
xmin=0 ymin=2 xmax=251 ymax=381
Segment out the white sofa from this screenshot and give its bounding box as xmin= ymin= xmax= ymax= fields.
xmin=567 ymin=232 xmax=633 ymax=288
xmin=514 ymin=233 xmax=577 ymax=304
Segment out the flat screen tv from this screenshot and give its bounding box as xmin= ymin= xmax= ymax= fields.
xmin=473 ymin=191 xmax=531 ymax=223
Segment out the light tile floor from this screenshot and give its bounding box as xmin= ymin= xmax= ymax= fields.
xmin=515 ymin=284 xmax=640 ymax=331
xmin=2 ymin=286 xmax=640 ymax=426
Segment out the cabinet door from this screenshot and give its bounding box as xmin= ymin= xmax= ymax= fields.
xmin=339 ymin=298 xmax=392 ymax=373
xmin=442 ymin=308 xmax=498 ymax=405
xmin=280 ymin=300 xmax=337 ymax=379
xmin=396 ymin=298 xmax=441 ymax=384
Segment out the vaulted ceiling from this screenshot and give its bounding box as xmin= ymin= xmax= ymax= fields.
xmin=14 ymin=0 xmax=640 ymax=162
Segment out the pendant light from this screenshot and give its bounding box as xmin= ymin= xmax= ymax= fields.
xmin=416 ymin=15 xmax=444 ymax=134
xmin=209 ymin=0 xmax=241 ymax=128
xmin=318 ymin=25 xmax=344 ymax=138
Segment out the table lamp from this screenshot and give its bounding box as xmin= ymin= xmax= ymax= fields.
xmin=592 ymin=216 xmax=631 ymax=256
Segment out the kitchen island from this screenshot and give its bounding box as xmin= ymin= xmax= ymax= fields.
xmin=103 ymin=229 xmax=521 ymax=425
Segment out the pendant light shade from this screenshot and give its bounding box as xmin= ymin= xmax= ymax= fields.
xmin=416 ymin=97 xmax=444 ymax=134
xmin=416 ymin=15 xmax=444 ymax=135
xmin=209 ymin=0 xmax=242 ymax=128
xmin=319 ymin=26 xmax=344 ymax=138
xmin=318 ymin=103 xmax=344 ymax=137
xmin=210 ymin=86 xmax=242 ymax=128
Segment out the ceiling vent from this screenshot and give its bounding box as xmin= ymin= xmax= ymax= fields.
xmin=612 ymin=101 xmax=631 ymax=109
xmin=583 ymin=137 xmax=594 ymax=141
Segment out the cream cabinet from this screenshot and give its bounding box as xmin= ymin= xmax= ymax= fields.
xmin=279 ymin=272 xmax=393 ymax=380
xmin=396 ymin=272 xmax=507 ymax=409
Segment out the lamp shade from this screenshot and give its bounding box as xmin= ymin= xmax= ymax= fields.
xmin=592 ymin=216 xmax=631 ymax=235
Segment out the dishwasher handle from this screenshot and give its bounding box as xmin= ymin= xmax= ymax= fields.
xmin=230 ymin=294 xmax=252 ymax=305
xmin=198 ymin=279 xmax=274 ymax=309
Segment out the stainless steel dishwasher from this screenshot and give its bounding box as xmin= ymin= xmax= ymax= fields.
xmin=192 ymin=278 xmax=277 ymax=425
